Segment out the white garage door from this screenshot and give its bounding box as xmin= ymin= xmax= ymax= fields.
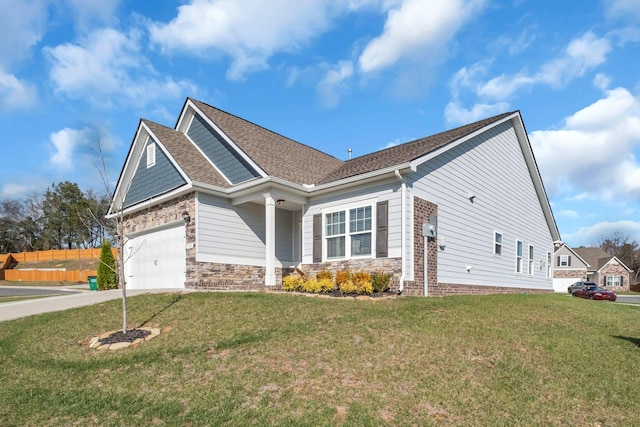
xmin=553 ymin=277 xmax=581 ymax=293
xmin=124 ymin=223 xmax=186 ymax=289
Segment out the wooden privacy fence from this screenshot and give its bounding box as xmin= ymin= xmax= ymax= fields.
xmin=9 ymin=248 xmax=117 ymax=262
xmin=1 ymin=248 xmax=118 ymax=282
xmin=4 ymin=269 xmax=97 ymax=282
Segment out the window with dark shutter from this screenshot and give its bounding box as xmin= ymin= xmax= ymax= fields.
xmin=313 ymin=214 xmax=322 ymax=263
xmin=376 ymin=201 xmax=388 ymax=258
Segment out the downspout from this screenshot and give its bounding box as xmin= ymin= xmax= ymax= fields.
xmin=394 ymin=170 xmax=406 ymax=294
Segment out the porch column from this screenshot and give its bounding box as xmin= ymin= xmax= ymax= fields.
xmin=264 ymin=194 xmax=276 ymax=286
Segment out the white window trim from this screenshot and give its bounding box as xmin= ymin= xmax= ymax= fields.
xmin=606 ymin=276 xmax=621 ymax=286
xmin=322 ymin=199 xmax=376 ymax=261
xmin=559 ymin=254 xmax=569 ymax=267
xmin=547 ymin=252 xmax=552 ymax=278
xmin=493 ymin=231 xmax=503 ymax=256
xmin=515 ymin=240 xmax=523 ymax=274
xmin=528 ymin=245 xmax=534 ymax=275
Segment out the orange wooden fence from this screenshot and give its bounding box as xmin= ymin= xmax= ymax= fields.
xmin=1 ymin=248 xmax=118 ymax=282
xmin=9 ymin=248 xmax=117 ymax=262
xmin=4 ymin=269 xmax=97 ymax=282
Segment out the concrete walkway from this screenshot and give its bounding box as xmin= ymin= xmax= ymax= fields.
xmin=0 ymin=286 xmax=190 ymax=322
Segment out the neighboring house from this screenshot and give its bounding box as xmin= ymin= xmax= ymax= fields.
xmin=553 ymin=244 xmax=632 ymax=292
xmin=108 ymin=98 xmax=560 ymax=296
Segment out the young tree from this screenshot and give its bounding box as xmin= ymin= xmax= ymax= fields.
xmin=97 ymin=240 xmax=118 ymax=290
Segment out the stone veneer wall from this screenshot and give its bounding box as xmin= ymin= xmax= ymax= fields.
xmin=553 ymin=269 xmax=587 ymax=280
xmin=598 ymin=263 xmax=631 ymax=292
xmin=296 ymin=258 xmax=403 ymax=290
xmin=121 ymin=193 xmax=194 ymax=236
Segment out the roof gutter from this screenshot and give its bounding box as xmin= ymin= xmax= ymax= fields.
xmin=394 ymin=169 xmax=406 ymax=295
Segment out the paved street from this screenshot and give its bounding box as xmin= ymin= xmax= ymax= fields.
xmin=0 ymin=286 xmax=80 ymax=297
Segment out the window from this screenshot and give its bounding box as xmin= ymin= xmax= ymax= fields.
xmin=146 ymin=142 xmax=156 ymax=168
xmin=494 ymin=232 xmax=503 ymax=255
xmin=606 ymin=276 xmax=621 ymax=286
xmin=528 ymin=245 xmax=534 ymax=275
xmin=547 ymin=252 xmax=552 ymax=278
xmin=559 ymin=255 xmax=569 ymax=267
xmin=516 ymin=240 xmax=523 ymax=273
xmin=325 ymin=205 xmax=372 ymax=259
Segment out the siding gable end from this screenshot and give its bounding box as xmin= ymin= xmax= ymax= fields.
xmin=124 ymin=137 xmax=187 ymax=208
xmin=187 ymin=113 xmax=260 ymax=185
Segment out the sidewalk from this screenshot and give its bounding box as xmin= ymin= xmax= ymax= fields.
xmin=0 ymin=287 xmax=190 ymax=322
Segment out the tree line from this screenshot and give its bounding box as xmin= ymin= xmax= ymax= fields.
xmin=0 ymin=181 xmax=112 ymax=253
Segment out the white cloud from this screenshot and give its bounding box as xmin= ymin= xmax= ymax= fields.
xmin=149 ymin=0 xmax=351 ymax=81
xmin=0 ymin=70 xmax=37 ymax=112
xmin=44 ymin=28 xmax=196 ymax=107
xmin=604 ymin=0 xmax=640 ymax=21
xmin=50 ymin=127 xmax=96 ymax=170
xmin=63 ymin=0 xmax=122 ymax=31
xmin=358 ymin=0 xmax=487 ymax=73
xmin=0 ymin=0 xmax=47 ymax=68
xmin=316 ymin=61 xmax=354 ymax=107
xmin=447 ymin=32 xmax=613 ymax=125
xmin=444 ymin=100 xmax=510 ymax=126
xmin=558 ymin=210 xmax=579 ymax=218
xmin=562 ymin=220 xmax=640 ymax=247
xmin=529 ymin=86 xmax=640 ymax=201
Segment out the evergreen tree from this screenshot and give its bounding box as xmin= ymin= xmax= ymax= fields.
xmin=97 ymin=240 xmax=118 ymax=290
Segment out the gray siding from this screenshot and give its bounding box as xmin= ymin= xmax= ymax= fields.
xmin=409 ymin=121 xmax=554 ymax=289
xmin=197 ymin=193 xmax=296 ymax=266
xmin=124 ymin=139 xmax=186 ymax=208
xmin=302 ymin=179 xmax=402 ymax=263
xmin=187 ymin=114 xmax=260 ymax=185
xmin=554 ymin=245 xmax=588 ymax=271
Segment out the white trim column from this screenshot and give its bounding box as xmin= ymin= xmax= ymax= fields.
xmin=264 ymin=194 xmax=276 ymax=286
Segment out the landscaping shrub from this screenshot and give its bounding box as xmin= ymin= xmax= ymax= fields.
xmin=335 ymin=269 xmax=351 ymax=285
xmin=97 ymin=240 xmax=118 ymax=290
xmin=303 ymin=277 xmax=334 ymax=293
xmin=371 ymin=271 xmax=391 ymax=293
xmin=282 ymin=275 xmax=303 ymax=291
xmin=316 ymin=269 xmax=333 ymax=281
xmin=352 ymin=271 xmax=372 ymax=295
xmin=338 ymin=279 xmax=357 ymax=294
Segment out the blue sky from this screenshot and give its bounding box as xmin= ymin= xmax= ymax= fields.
xmin=1 ymin=0 xmax=639 ymax=247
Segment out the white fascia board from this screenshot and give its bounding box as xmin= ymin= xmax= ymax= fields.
xmin=304 ymin=164 xmax=413 ymax=196
xmin=184 ymin=99 xmax=269 ymax=179
xmin=106 ymin=184 xmax=194 ymax=219
xmin=109 ymin=123 xmax=149 ymax=216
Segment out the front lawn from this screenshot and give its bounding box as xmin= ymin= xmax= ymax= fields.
xmin=0 ymin=292 xmax=638 ymax=426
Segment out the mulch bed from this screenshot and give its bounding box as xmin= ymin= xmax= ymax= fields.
xmin=99 ymin=328 xmax=152 ymax=345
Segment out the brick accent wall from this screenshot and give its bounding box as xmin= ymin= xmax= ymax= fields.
xmin=428 ymin=283 xmax=551 ymax=297
xmin=399 ymin=197 xmax=438 ymax=296
xmin=297 ymin=257 xmax=403 ymax=290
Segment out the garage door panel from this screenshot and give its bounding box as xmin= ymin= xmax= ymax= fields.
xmin=125 ymin=224 xmax=186 ymax=289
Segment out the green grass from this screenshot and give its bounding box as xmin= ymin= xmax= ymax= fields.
xmin=0 ymin=292 xmax=638 ymax=426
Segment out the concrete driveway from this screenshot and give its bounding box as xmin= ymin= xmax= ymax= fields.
xmin=0 ymin=286 xmax=190 ymax=322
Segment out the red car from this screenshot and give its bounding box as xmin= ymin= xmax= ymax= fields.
xmin=572 ymin=285 xmax=617 ymax=301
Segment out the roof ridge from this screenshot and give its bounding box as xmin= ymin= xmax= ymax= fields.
xmin=188 ymin=97 xmax=343 ymax=162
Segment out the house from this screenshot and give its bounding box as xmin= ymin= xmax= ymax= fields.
xmin=108 ymin=98 xmax=560 ymax=296
xmin=553 ymin=244 xmax=632 ymax=292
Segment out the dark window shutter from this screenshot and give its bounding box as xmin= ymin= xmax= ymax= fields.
xmin=557 ymin=256 xmax=561 ymax=266
xmin=312 ymin=214 xmax=322 ymax=263
xmin=376 ymin=201 xmax=388 ymax=258
xmin=621 ymin=276 xmax=624 ymax=286
xmin=603 ymin=276 xmax=607 ymax=286
xmin=568 ymin=256 xmax=571 ymax=267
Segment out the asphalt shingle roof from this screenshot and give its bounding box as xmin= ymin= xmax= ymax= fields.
xmin=191 ymin=99 xmax=344 ymax=186
xmin=572 ymin=247 xmax=612 ymax=270
xmin=144 ymin=120 xmax=230 ymax=188
xmin=317 ymin=111 xmax=514 ymax=184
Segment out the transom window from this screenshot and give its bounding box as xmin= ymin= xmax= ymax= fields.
xmin=494 ymin=232 xmax=503 ymax=255
xmin=326 ymin=205 xmax=372 ymax=259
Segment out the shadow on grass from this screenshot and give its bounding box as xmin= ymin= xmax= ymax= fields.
xmin=136 ymin=292 xmax=184 ymax=328
xmin=612 ymin=335 xmax=640 ymax=348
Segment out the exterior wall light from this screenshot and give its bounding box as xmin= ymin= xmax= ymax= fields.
xmin=276 ymin=199 xmax=285 ymax=206
xmin=182 ymin=210 xmax=191 ymax=224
